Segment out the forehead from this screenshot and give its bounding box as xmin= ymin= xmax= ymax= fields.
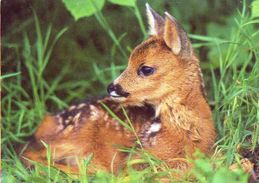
xmin=129 ymin=36 xmax=171 ymax=63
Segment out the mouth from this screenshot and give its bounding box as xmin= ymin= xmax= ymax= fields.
xmin=107 ymin=83 xmax=130 ymax=98
xmin=109 ymin=91 xmax=123 ymax=98
xmin=109 ymin=91 xmax=130 ymax=99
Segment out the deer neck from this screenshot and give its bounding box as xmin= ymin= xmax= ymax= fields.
xmin=154 ymin=84 xmax=212 ymax=132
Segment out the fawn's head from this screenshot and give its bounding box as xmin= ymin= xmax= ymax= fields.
xmin=107 ymin=4 xmax=204 ymax=106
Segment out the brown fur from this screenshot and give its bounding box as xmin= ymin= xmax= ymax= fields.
xmin=21 ymin=5 xmax=216 ymax=176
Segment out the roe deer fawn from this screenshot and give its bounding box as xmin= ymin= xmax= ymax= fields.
xmin=21 ymin=4 xmax=216 ymax=174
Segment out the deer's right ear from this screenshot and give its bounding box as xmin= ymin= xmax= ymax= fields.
xmin=146 ymin=3 xmax=164 ymax=36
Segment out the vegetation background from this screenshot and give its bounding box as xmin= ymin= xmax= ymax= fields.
xmin=1 ymin=0 xmax=259 ymax=182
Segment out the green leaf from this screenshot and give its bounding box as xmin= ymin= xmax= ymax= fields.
xmin=212 ymin=168 xmax=248 ymax=183
xmin=1 ymin=72 xmax=21 ymax=80
xmin=62 ymin=0 xmax=105 ymax=20
xmin=252 ymin=0 xmax=259 ymax=18
xmin=109 ymin=0 xmax=136 ymax=7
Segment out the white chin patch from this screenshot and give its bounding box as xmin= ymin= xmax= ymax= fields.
xmin=147 ymin=123 xmax=161 ymax=134
xmin=110 ymin=91 xmax=121 ymax=97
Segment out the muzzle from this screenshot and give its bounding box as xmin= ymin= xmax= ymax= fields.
xmin=107 ymin=83 xmax=130 ymax=98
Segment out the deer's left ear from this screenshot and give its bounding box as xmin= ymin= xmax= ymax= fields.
xmin=163 ymin=12 xmax=192 ymax=57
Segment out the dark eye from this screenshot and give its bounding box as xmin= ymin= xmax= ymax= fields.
xmin=138 ymin=65 xmax=155 ymax=77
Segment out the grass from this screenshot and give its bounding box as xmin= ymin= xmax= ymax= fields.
xmin=2 ymin=1 xmax=259 ymax=183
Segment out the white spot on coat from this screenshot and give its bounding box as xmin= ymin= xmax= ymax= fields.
xmin=56 ymin=115 xmax=63 ymax=124
xmin=104 ymin=114 xmax=109 ymax=121
xmin=64 ymin=119 xmax=70 ymax=124
xmin=77 ymin=103 xmax=86 ymax=109
xmin=73 ymin=113 xmax=81 ymax=126
xmin=68 ymin=105 xmax=76 ymax=111
xmin=89 ymin=105 xmax=96 ymax=111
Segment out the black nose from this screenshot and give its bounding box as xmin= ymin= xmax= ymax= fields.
xmin=107 ymin=83 xmax=117 ymax=94
xmin=107 ymin=83 xmax=129 ymax=97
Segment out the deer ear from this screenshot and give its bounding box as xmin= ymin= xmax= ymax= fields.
xmin=163 ymin=12 xmax=192 ymax=57
xmin=146 ymin=3 xmax=164 ymax=36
